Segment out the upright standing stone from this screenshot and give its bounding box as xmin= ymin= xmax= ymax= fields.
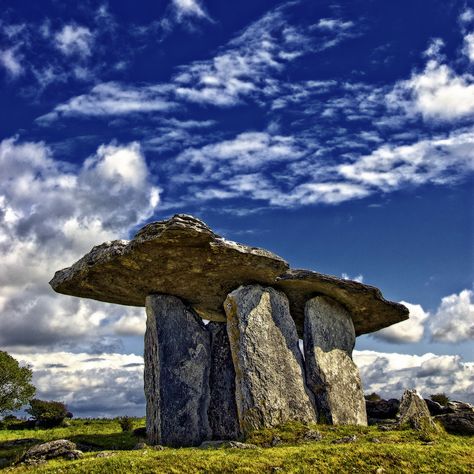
xmin=304 ymin=296 xmax=367 ymax=425
xmin=397 ymin=389 xmax=436 ymax=431
xmin=144 ymin=294 xmax=211 ymax=447
xmin=207 ymin=322 xmax=241 ymax=440
xmin=225 ymin=285 xmax=317 ymax=434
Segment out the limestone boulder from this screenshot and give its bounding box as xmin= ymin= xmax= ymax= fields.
xmin=225 ymin=285 xmax=317 ymax=434
xmin=22 ymin=440 xmax=82 ymax=463
xmin=304 ymin=296 xmax=367 ymax=425
xmin=397 ymin=389 xmax=436 ymax=430
xmin=207 ymin=321 xmax=240 ymax=440
xmin=144 ymin=294 xmax=211 ymax=447
xmin=434 ymin=412 xmax=474 ymax=435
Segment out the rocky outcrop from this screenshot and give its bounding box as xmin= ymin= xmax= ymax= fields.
xmin=366 ymin=398 xmax=400 ymax=424
xmin=434 ymin=400 xmax=474 ymax=435
xmin=424 ymin=399 xmax=451 ymax=416
xmin=50 ymin=214 xmax=408 ymax=336
xmin=225 ymin=285 xmax=317 ymax=434
xmin=21 ymin=440 xmax=82 ymax=463
xmin=144 ymin=294 xmax=211 ymax=447
xmin=397 ymin=389 xmax=436 ymax=430
xmin=207 ymin=321 xmax=240 ymax=440
xmin=435 ymin=412 xmax=474 ymax=435
xmin=304 ymin=296 xmax=367 ymax=425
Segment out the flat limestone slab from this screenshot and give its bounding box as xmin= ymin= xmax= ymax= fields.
xmin=50 ymin=214 xmax=408 ymax=334
xmin=50 ymin=214 xmax=289 ymax=321
xmin=276 ymin=270 xmax=408 ymax=336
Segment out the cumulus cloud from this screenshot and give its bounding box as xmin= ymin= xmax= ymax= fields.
xmin=54 ymin=25 xmax=94 ymax=58
xmin=429 ymin=289 xmax=474 ymax=343
xmin=0 ymin=138 xmax=159 ymax=350
xmin=355 ymin=350 xmax=474 ymax=403
xmin=12 ymin=352 xmax=145 ymax=417
xmin=387 ymin=59 xmax=474 ymax=120
xmin=373 ymin=302 xmax=429 ymax=343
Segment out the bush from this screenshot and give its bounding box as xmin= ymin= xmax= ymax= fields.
xmin=430 ymin=393 xmax=450 ymax=406
xmin=133 ymin=427 xmax=147 ymax=438
xmin=26 ymin=399 xmax=70 ymax=427
xmin=118 ymin=416 xmax=134 ymax=432
xmin=365 ymin=392 xmax=382 ymax=402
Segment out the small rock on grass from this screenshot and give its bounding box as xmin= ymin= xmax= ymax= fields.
xmin=21 ymin=439 xmax=83 ymax=463
xmin=332 ymin=435 xmax=357 ymax=444
xmin=199 ymin=440 xmax=258 ymax=449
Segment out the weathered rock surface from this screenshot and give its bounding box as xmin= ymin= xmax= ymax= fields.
xmin=198 ymin=440 xmax=258 ymax=449
xmin=207 ymin=321 xmax=240 ymax=440
xmin=225 ymin=285 xmax=317 ymax=434
xmin=304 ymin=296 xmax=367 ymax=426
xmin=366 ymin=398 xmax=400 ymax=424
xmin=50 ymin=214 xmax=288 ymax=322
xmin=22 ymin=440 xmax=82 ymax=463
xmin=277 ymin=270 xmax=408 ymax=336
xmin=144 ymin=294 xmax=211 ymax=447
xmin=424 ymin=399 xmax=451 ymax=416
xmin=397 ymin=389 xmax=436 ymax=430
xmin=434 ymin=412 xmax=474 ymax=435
xmin=50 ymin=214 xmax=408 ymax=335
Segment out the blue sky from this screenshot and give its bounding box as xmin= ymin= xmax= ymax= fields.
xmin=0 ymin=0 xmax=473 ymax=416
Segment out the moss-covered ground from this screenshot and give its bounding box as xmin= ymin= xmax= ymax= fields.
xmin=0 ymin=418 xmax=472 ymax=473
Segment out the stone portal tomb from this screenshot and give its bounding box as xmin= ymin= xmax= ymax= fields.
xmin=50 ymin=214 xmax=408 ymax=446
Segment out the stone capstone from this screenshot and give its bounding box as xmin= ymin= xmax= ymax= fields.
xmin=224 ymin=285 xmax=317 ymax=434
xmin=50 ymin=214 xmax=408 ymax=336
xmin=50 ymin=214 xmax=288 ymax=322
xmin=144 ymin=294 xmax=211 ymax=447
xmin=303 ymin=296 xmax=367 ymax=425
xmin=207 ymin=321 xmax=241 ymax=440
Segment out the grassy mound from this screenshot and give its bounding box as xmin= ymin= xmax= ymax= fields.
xmin=1 ymin=418 xmax=473 ymax=473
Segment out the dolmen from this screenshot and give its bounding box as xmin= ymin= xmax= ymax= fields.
xmin=50 ymin=214 xmax=408 ymax=447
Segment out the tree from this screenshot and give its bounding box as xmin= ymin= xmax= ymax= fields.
xmin=26 ymin=399 xmax=70 ymax=427
xmin=365 ymin=392 xmax=382 ymax=402
xmin=0 ymin=351 xmax=36 ymax=416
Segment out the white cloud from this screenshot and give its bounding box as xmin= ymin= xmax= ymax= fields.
xmin=0 ymin=48 xmax=23 ymax=77
xmin=387 ymin=59 xmax=474 ymax=120
xmin=337 ymin=127 xmax=474 ymax=191
xmin=12 ymin=352 xmax=145 ymax=417
xmin=0 ymin=138 xmax=159 ymax=350
xmin=342 ymin=273 xmax=364 ymax=283
xmin=313 ymin=18 xmax=354 ymax=31
xmin=355 ymin=350 xmax=474 ymax=404
xmin=54 ymin=25 xmax=94 ymax=58
xmin=464 ymin=33 xmax=474 ymax=62
xmin=430 ymin=289 xmax=474 ymax=343
xmin=37 ymin=82 xmax=175 ymax=121
xmin=373 ymin=302 xmax=429 ymax=343
xmin=460 ymin=8 xmax=474 ymax=25
xmin=172 ymin=0 xmax=209 ymax=21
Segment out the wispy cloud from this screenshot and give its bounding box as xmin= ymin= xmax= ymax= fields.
xmin=37 ymin=82 xmax=176 ymax=122
xmin=172 ymin=0 xmax=211 ymax=22
xmin=54 ymin=25 xmax=94 ymax=58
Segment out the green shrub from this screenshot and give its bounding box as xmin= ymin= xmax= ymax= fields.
xmin=365 ymin=392 xmax=382 ymax=402
xmin=430 ymin=393 xmax=450 ymax=406
xmin=26 ymin=399 xmax=70 ymax=427
xmin=118 ymin=416 xmax=134 ymax=432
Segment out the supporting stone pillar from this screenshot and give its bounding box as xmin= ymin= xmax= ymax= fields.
xmin=144 ymin=294 xmax=211 ymax=446
xmin=207 ymin=321 xmax=241 ymax=440
xmin=224 ymin=285 xmax=317 ymax=435
xmin=303 ymin=295 xmax=367 ymax=425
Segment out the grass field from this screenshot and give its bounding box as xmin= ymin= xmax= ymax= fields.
xmin=0 ymin=418 xmax=473 ymax=473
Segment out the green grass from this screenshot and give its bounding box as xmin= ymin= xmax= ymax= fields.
xmin=0 ymin=418 xmax=472 ymax=473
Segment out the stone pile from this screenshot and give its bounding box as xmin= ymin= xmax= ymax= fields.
xmin=50 ymin=214 xmax=408 ymax=447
